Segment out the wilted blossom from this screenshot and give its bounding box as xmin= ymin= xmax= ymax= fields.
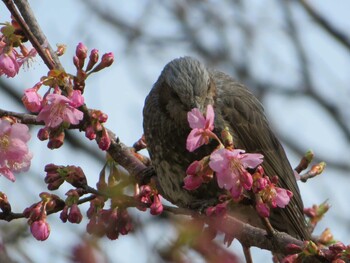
xmin=209 ymin=148 xmax=263 ymax=200
xmin=186 ymin=104 xmax=215 ymax=152
xmin=0 ymin=119 xmax=32 ymax=181
xmin=37 ymin=90 xmax=84 ymax=128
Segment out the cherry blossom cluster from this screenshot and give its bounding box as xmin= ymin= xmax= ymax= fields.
xmin=184 ymin=105 xmax=292 ymax=218
xmin=86 ymin=196 xmax=133 ymax=240
xmin=0 ymin=18 xmax=37 ymax=78
xmin=60 ymin=189 xmax=84 ymax=224
xmin=135 ymin=184 xmax=163 ymax=215
xmin=44 ymin=164 xmax=88 ymax=190
xmin=23 ymin=192 xmax=64 ymax=241
xmin=282 ymin=239 xmax=350 ymax=262
xmin=20 ymin=42 xmax=113 ymax=150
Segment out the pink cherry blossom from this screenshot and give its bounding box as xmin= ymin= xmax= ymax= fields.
xmin=30 ymin=220 xmax=50 ymax=241
xmin=253 ymin=173 xmax=293 ymax=217
xmin=275 ymin=187 xmax=293 ymax=208
xmin=37 ymin=90 xmax=84 ymax=128
xmin=209 ymin=148 xmax=263 ymax=196
xmin=186 ymin=104 xmax=215 ymax=152
xmin=0 ymin=51 xmax=20 ymax=77
xmin=183 ymin=157 xmax=213 ymax=190
xmin=22 ymin=88 xmax=43 ymax=112
xmin=0 ymin=119 xmax=32 ymax=182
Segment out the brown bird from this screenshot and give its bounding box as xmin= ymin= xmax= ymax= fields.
xmin=143 ymin=56 xmax=310 ymax=240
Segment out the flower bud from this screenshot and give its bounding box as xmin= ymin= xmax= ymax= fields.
xmin=30 ymin=220 xmax=50 ymax=241
xmin=86 ymin=49 xmax=99 ymax=72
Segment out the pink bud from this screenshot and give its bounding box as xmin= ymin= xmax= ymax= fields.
xmin=76 ymin=42 xmax=88 ymax=60
xmin=101 ymin=52 xmax=114 ymax=67
xmin=256 ymin=202 xmax=270 ymax=217
xmin=60 ymin=206 xmax=69 ymax=222
xmin=68 ymin=204 xmax=83 ymax=224
xmin=150 ymin=194 xmax=163 ymax=215
xmin=98 ymin=128 xmax=111 ymax=151
xmin=37 ymin=128 xmax=49 ymax=141
xmin=85 ymin=126 xmax=96 ymax=140
xmin=86 ymin=48 xmax=99 ymax=72
xmin=30 ymin=220 xmax=50 ymax=241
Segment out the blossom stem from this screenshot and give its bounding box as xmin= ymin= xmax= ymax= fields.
xmin=208 ymin=130 xmax=223 ymax=147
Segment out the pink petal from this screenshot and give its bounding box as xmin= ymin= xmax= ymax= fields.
xmin=187 ymin=108 xmax=206 ymax=129
xmin=186 ymin=160 xmax=201 ymax=176
xmin=64 ymin=107 xmax=84 ymax=125
xmin=183 ymin=174 xmax=203 ymax=190
xmin=230 ymin=182 xmax=243 ymax=200
xmin=186 ymin=129 xmax=205 ymax=152
xmin=275 ymin=188 xmax=293 ymax=208
xmin=0 ymin=167 xmax=16 ymax=182
xmin=69 ymin=90 xmax=84 ymax=107
xmin=241 ymin=170 xmax=253 ymax=190
xmin=5 ymin=138 xmax=28 ymax=160
xmin=209 ymin=148 xmax=229 ymax=173
xmin=240 ymin=153 xmax=264 ymax=169
xmin=205 ymin=105 xmax=215 ymax=131
xmin=0 ymin=53 xmax=20 ymax=77
xmin=216 ymin=168 xmax=235 ymax=190
xmin=0 ymin=119 xmax=11 ymax=135
xmin=10 ymin=123 xmax=31 ymax=142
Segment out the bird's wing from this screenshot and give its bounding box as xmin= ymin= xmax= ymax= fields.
xmin=211 ymin=70 xmax=310 ymax=240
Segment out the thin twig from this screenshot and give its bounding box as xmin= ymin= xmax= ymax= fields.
xmin=13 ymin=0 xmax=63 ymax=69
xmin=299 ymin=0 xmax=350 ymax=53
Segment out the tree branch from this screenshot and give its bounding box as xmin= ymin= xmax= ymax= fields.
xmin=298 ymin=0 xmax=350 ymax=53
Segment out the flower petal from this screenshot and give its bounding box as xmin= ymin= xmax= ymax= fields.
xmin=275 ymin=188 xmax=293 ymax=208
xmin=205 ymin=105 xmax=215 ymax=131
xmin=187 ymin=108 xmax=206 ymax=129
xmin=240 ymin=153 xmax=264 ymax=169
xmin=186 ymin=129 xmax=205 ymax=152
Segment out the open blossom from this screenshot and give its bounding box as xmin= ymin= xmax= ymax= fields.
xmin=0 ymin=119 xmax=32 ymax=182
xmin=209 ymin=148 xmax=263 ymax=189
xmin=186 ymin=104 xmax=215 ymax=152
xmin=255 ymin=177 xmax=293 ymax=217
xmin=37 ymin=90 xmax=84 ymax=128
xmin=209 ymin=148 xmax=263 ymax=199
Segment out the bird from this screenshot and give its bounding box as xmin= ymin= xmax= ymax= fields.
xmin=143 ymin=56 xmax=310 ymax=240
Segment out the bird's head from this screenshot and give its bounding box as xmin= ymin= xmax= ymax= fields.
xmin=158 ymin=57 xmax=216 ymax=117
